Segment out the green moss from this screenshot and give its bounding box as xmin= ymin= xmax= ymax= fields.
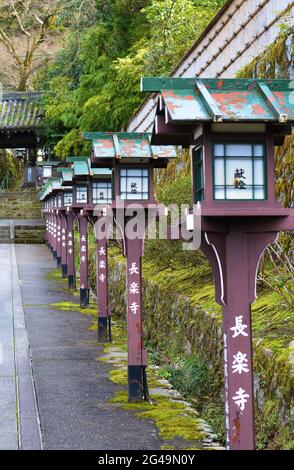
xmin=237 ymin=29 xmax=294 ymax=80
xmin=98 ymin=321 xmax=211 ymax=448
xmin=45 ymin=269 xmax=65 ymax=282
xmin=50 ymin=301 xmax=97 ymax=317
xmin=111 ymin=391 xmax=205 ymax=442
xmin=109 ymin=368 xmax=128 ymax=385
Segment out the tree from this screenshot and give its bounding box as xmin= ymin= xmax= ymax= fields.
xmin=0 ymin=0 xmax=62 ymax=90
xmin=0 ymin=0 xmax=98 ymax=91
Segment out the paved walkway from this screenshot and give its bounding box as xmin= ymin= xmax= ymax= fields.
xmin=0 ymin=244 xmax=162 ymax=450
xmin=0 ymin=244 xmax=42 ymax=450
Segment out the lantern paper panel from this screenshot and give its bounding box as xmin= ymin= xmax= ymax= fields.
xmin=213 ymin=143 xmax=266 ymax=201
xmin=120 ymin=169 xmax=149 ymax=200
xmin=76 ymin=185 xmax=88 ymax=204
xmin=64 ymin=192 xmax=73 ymax=206
xmin=92 ymin=181 xmax=112 ymax=204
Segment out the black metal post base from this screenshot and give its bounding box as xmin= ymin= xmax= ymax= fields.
xmin=61 ymin=264 xmax=68 ymax=278
xmin=80 ymin=288 xmax=89 ymax=308
xmin=128 ymin=365 xmax=145 ymax=402
xmin=68 ymin=274 xmax=76 ymax=289
xmin=56 ymin=256 xmax=62 ymax=266
xmin=98 ymin=317 xmax=111 ymax=343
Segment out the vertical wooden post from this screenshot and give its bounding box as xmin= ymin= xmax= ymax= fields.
xmin=48 ymin=214 xmax=53 ymax=253
xmin=97 ymin=238 xmax=111 ymax=342
xmin=223 ymin=226 xmax=255 ymax=450
xmin=66 ymin=211 xmax=76 ymax=289
xmin=56 ymin=214 xmax=62 ymax=266
xmin=52 ymin=213 xmax=57 ymax=259
xmin=202 ymin=226 xmax=278 ymax=450
xmin=61 ymin=214 xmax=68 ymax=278
xmin=125 ymin=236 xmax=147 ymax=401
xmin=79 ymin=214 xmax=89 ymax=307
xmin=45 ymin=214 xmax=49 ymax=247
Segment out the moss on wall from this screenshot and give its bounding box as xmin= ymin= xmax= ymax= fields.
xmin=236 ymin=29 xmax=294 ymax=80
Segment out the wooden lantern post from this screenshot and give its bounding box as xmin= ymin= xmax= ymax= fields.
xmin=84 ymin=131 xmax=176 ymax=401
xmin=141 ymin=77 xmax=294 ymax=449
xmin=83 ymin=167 xmax=113 ymax=343
xmin=67 ymin=157 xmax=92 ymax=308
xmin=58 ymin=167 xmax=75 ymax=287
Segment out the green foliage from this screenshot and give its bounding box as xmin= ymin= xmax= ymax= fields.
xmin=0 ymin=150 xmax=22 ymax=189
xmin=38 ymin=0 xmax=226 ymax=155
xmin=142 ymin=0 xmax=224 ymax=75
xmin=255 ymin=399 xmax=294 ymax=450
xmin=164 ymin=356 xmax=225 ymax=442
xmin=167 ymin=356 xmax=215 ymax=402
xmin=156 ymin=174 xmax=192 ymax=206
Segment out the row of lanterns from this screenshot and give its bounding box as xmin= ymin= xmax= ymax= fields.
xmin=39 ymin=78 xmax=294 ymax=451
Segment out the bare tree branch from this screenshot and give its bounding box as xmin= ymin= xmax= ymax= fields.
xmin=9 ymin=0 xmax=31 ymax=37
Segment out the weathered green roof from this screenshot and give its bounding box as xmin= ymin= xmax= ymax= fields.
xmin=58 ymin=167 xmax=74 ymax=182
xmin=0 ymin=92 xmax=42 ymax=130
xmin=91 ymin=168 xmax=112 ymax=176
xmin=65 ymin=157 xmax=112 ymax=178
xmin=141 ymin=78 xmax=294 ymax=123
xmin=66 ymin=156 xmax=91 ymax=176
xmin=83 ymin=132 xmax=177 ymax=159
xmin=51 ymin=177 xmax=63 ymax=191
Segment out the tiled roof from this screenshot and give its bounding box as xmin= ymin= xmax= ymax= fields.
xmin=0 ymin=92 xmax=43 ymax=130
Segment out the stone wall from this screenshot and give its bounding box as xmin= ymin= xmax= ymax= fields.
xmin=14 ymin=225 xmax=45 ymax=244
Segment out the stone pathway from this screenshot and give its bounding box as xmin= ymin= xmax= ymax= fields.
xmin=0 ymin=244 xmax=42 ymax=450
xmin=12 ymin=244 xmax=163 ymax=450
xmin=0 ymin=243 xmax=223 ymax=450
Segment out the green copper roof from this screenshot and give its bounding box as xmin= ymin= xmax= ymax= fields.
xmin=83 ymin=132 xmax=177 ymax=159
xmin=64 ymin=157 xmax=112 ymax=178
xmin=39 ymin=177 xmax=63 ymax=200
xmin=51 ymin=177 xmax=63 ymax=190
xmin=58 ymin=167 xmax=74 ymax=182
xmin=91 ymin=168 xmax=112 ymax=176
xmin=66 ymin=156 xmax=91 ymax=176
xmin=141 ymin=78 xmax=294 ymax=123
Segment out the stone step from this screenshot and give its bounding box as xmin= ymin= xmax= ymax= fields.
xmin=0 ymin=226 xmax=11 ymax=243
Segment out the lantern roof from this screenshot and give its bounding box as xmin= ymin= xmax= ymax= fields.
xmin=39 ymin=177 xmax=62 ymax=200
xmin=64 ymin=156 xmax=112 ymax=179
xmin=141 ymin=78 xmax=294 ymax=124
xmin=83 ymin=132 xmax=177 ymax=161
xmin=58 ymin=166 xmax=74 ymax=183
xmin=66 ymin=156 xmax=91 ymax=176
xmin=91 ymin=168 xmax=112 ymax=176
